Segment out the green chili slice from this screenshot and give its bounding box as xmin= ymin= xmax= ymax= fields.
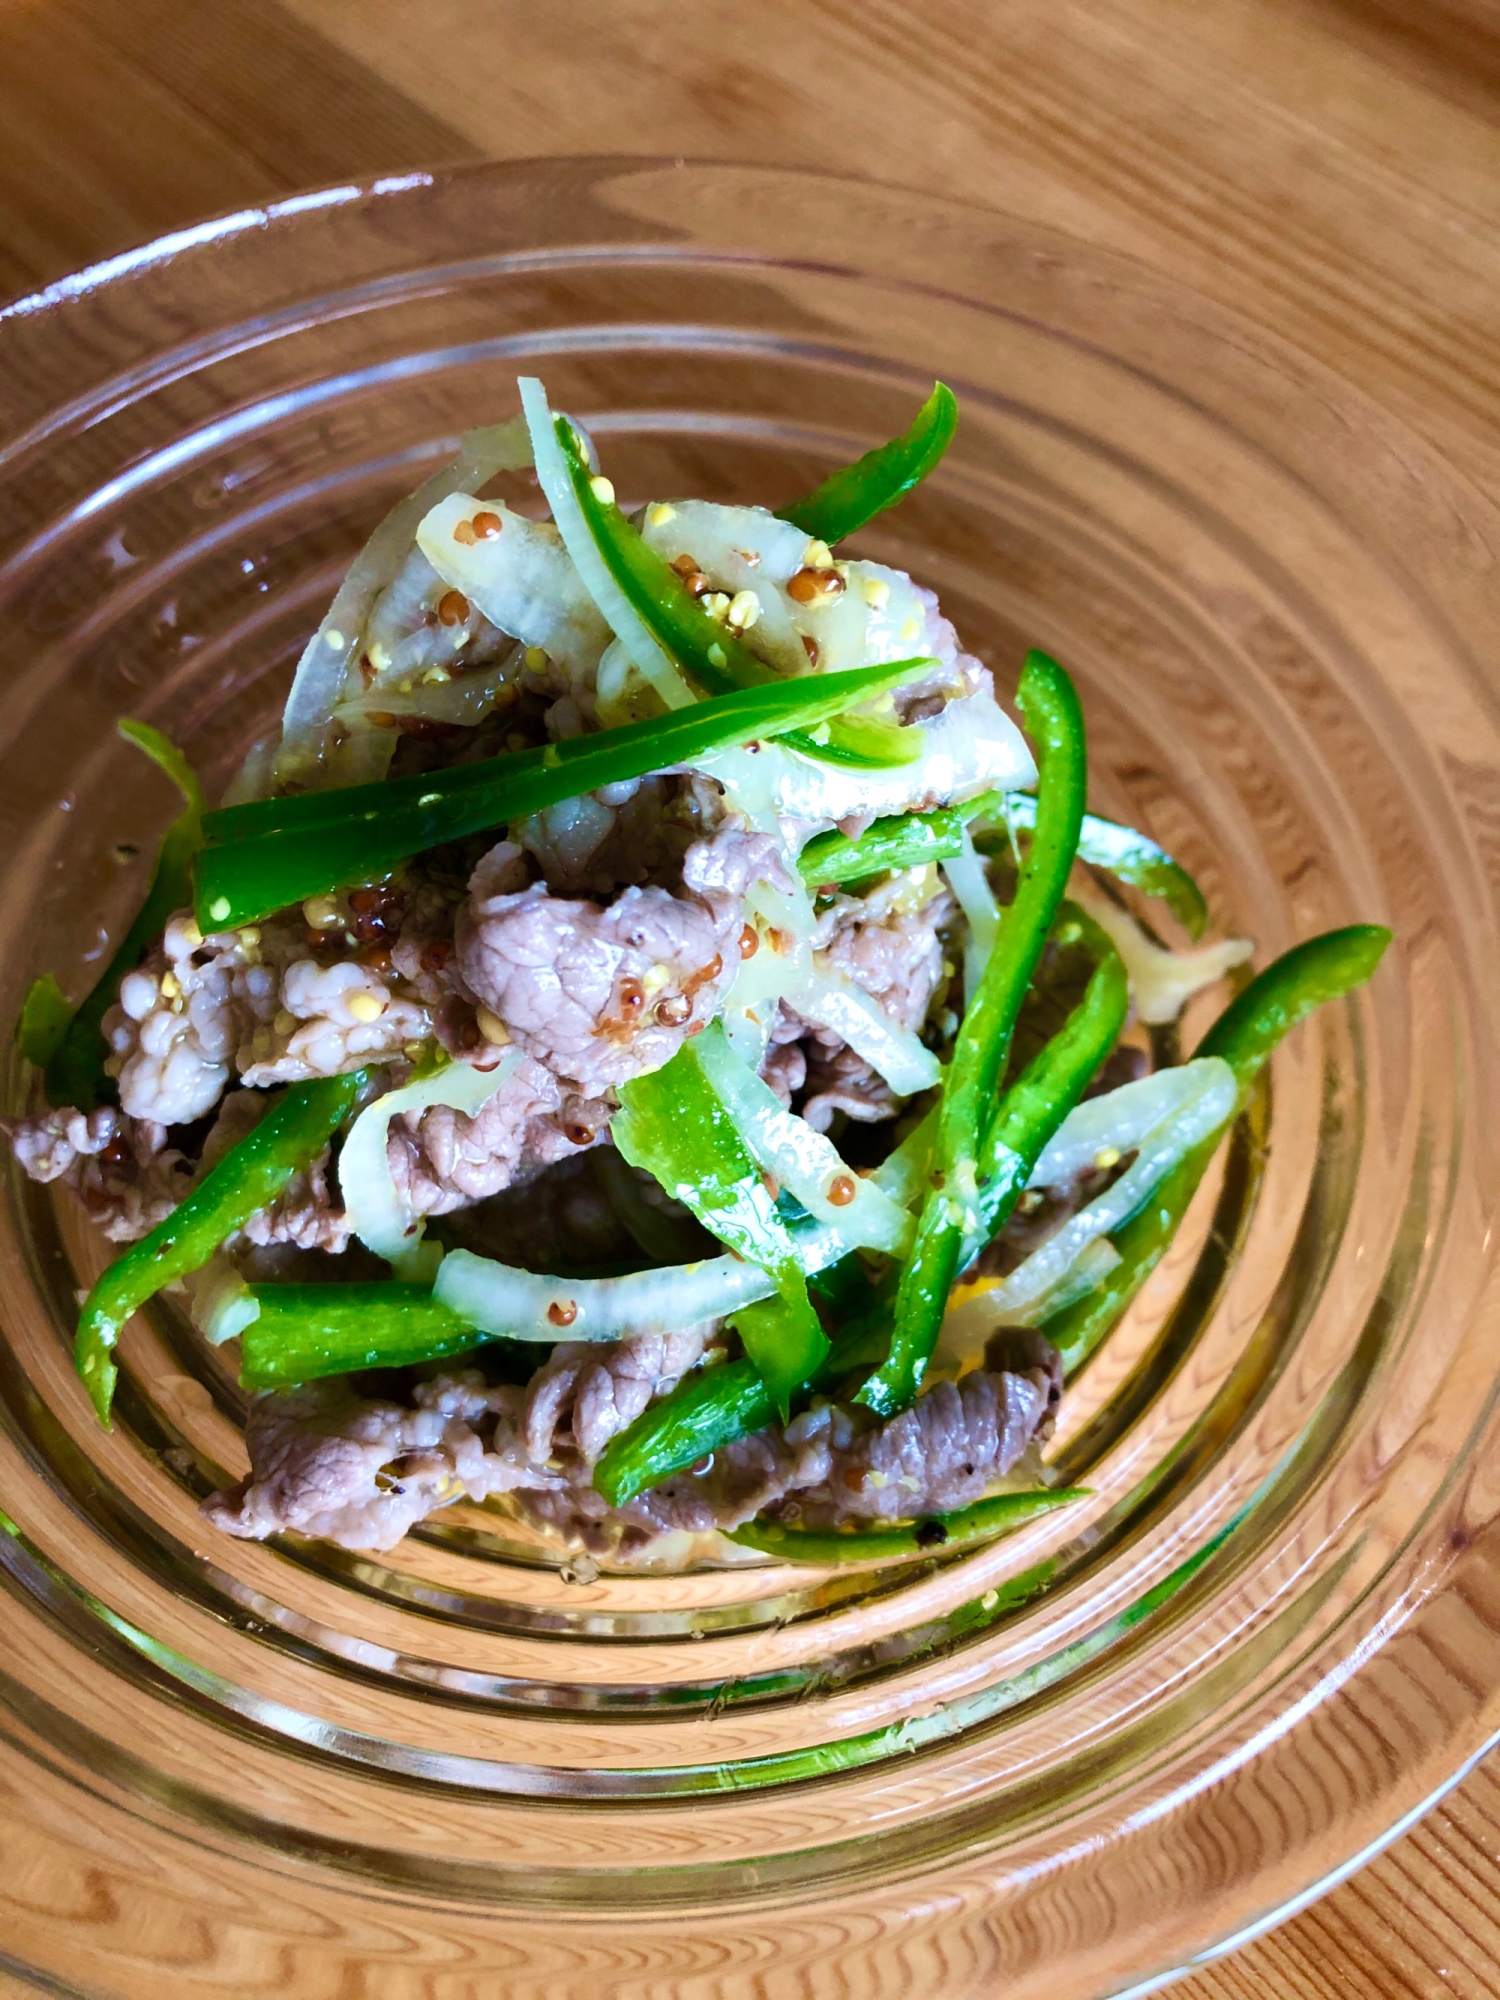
xmin=18 ymin=721 xmax=204 ymax=1111
xmin=1043 ymin=922 xmax=1392 ymax=1376
xmin=613 ymin=1041 xmax=827 ymax=1412
xmin=975 ymin=791 xmax=1208 ymax=940
xmin=556 ymin=417 xmax=920 ymax=768
xmin=776 ymin=383 xmax=959 ymax=545
xmin=239 ymin=1282 xmax=479 ymax=1388
xmin=194 ymin=653 xmax=928 ymax=930
xmin=75 ymin=1069 xmax=367 ymax=1423
xmin=726 ymin=1486 xmax=1090 ymax=1565
xmin=858 ymin=651 xmax=1087 ymax=1417
xmin=797 ymin=788 xmax=1207 ymax=938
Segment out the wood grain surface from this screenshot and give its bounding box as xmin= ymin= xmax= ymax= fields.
xmin=2 ymin=2 xmax=1498 ymax=1994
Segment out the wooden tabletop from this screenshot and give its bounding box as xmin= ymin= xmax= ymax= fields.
xmin=2 ymin=2 xmax=1498 ymax=1993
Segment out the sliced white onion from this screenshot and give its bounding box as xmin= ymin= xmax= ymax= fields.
xmin=518 ymin=376 xmax=694 ymax=711
xmin=937 ymin=1237 xmax=1123 ymax=1364
xmin=1074 ymin=886 xmax=1253 ymax=1026
xmin=181 ymin=1253 xmax=260 ymax=1345
xmin=1026 ymin=1059 xmax=1230 ymax=1191
xmin=279 ymin=417 xmax=533 ymax=771
xmin=695 ymin=686 xmax=1035 ymax=827
xmin=788 ymin=964 xmax=943 ymax=1097
xmin=974 ymin=1055 xmax=1235 ymax=1308
xmin=340 ymin=1053 xmax=522 ymax=1276
xmin=941 ymin=822 xmax=1000 ymax=1002
xmin=692 ymin=1027 xmax=915 ymax=1256
xmin=415 ymin=494 xmax=611 ymax=681
xmin=434 ymin=1245 xmax=778 ymax=1341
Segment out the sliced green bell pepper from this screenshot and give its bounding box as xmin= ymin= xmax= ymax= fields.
xmin=726 ymin=1485 xmax=1089 ymax=1564
xmin=194 ymin=652 xmax=927 ymax=930
xmin=613 ymin=1040 xmax=827 ymax=1412
xmin=857 ymin=651 xmax=1088 ymax=1417
xmin=776 ymin=382 xmax=959 ymax=545
xmin=75 ymin=1068 xmax=367 ymax=1423
xmin=1043 ymin=922 xmax=1392 ymax=1376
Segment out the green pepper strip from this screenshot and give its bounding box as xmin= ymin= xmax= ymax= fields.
xmin=775 ymin=382 xmax=959 ymax=545
xmin=857 ymin=652 xmax=1087 ymax=1417
xmin=75 ymin=1069 xmax=367 ymax=1424
xmin=613 ymin=1042 xmax=826 ymax=1413
xmin=968 ymin=907 xmax=1128 ymax=1248
xmin=194 ymin=653 xmax=926 ymax=931
xmin=974 ymin=791 xmax=1208 ymax=941
xmin=725 ymin=1486 xmax=1090 ymax=1566
xmin=240 ymin=1283 xmax=478 ymax=1388
xmin=18 ymin=721 xmax=203 ymax=1111
xmin=556 ymin=417 xmax=919 ymax=769
xmin=593 ymin=910 xmax=1122 ymax=1509
xmin=797 ymin=788 xmax=1207 ymax=939
xmin=1043 ymin=923 xmax=1392 ymax=1377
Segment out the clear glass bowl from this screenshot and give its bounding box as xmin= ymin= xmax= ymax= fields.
xmin=2 ymin=159 xmax=1498 ymax=2000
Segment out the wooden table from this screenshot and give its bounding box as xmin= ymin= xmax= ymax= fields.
xmin=2 ymin=2 xmax=1498 ymax=1993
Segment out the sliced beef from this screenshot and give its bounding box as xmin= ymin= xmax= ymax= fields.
xmin=203 ymin=1372 xmax=564 ymax=1552
xmin=384 ymin=1052 xmax=609 ymax=1221
xmin=4 ymin=1104 xmax=193 ymax=1242
xmin=621 ymin=1354 xmax=1058 ymax=1537
xmin=456 ymin=826 xmax=787 ymax=1094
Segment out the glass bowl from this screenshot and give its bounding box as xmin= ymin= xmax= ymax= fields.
xmin=2 ymin=158 xmax=1498 ymax=2000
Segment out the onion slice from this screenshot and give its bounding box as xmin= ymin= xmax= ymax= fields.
xmin=518 ymin=376 xmax=695 ymax=710
xmin=941 ymin=822 xmax=1001 ymax=1002
xmin=788 ymin=964 xmax=943 ymax=1097
xmin=279 ymin=417 xmax=533 ymax=773
xmin=692 ymin=1026 xmax=915 ymax=1256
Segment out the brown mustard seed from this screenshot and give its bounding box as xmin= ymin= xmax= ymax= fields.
xmin=787 ymin=564 xmax=845 ymax=605
xmin=800 ymin=634 xmax=820 ymax=666
xmin=436 ymin=589 xmax=470 ymax=627
xmin=472 ymin=510 xmax=503 ymax=540
xmin=420 ymin=940 xmax=454 ymax=974
xmin=655 ymin=992 xmax=692 ymax=1027
xmin=617 ymin=977 xmax=646 ymax=1015
xmin=547 ymin=1300 xmax=578 ymax=1328
xmin=738 ymin=923 xmax=759 ymax=958
xmin=564 ymin=1122 xmax=595 ymax=1147
xmin=367 ymin=711 xmax=397 ymax=728
xmin=452 ymin=519 xmax=477 ymax=545
xmin=826 ymin=1174 xmax=858 ymax=1208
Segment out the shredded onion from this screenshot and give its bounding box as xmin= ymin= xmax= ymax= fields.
xmin=434 ymin=1244 xmax=780 ymax=1341
xmin=416 ymin=494 xmax=611 ymax=680
xmin=695 ymin=687 xmax=1035 ymax=827
xmin=937 ymin=1237 xmax=1123 ymax=1364
xmin=340 ymin=1054 xmax=522 ymax=1276
xmin=788 ymin=964 xmax=943 ymax=1097
xmin=518 ymin=376 xmax=695 ymax=711
xmin=941 ymin=822 xmax=1001 ymax=1002
xmin=181 ymin=1253 xmax=260 ymax=1345
xmin=967 ymin=1054 xmax=1235 ymax=1313
xmin=278 ymin=418 xmax=533 ymax=773
xmin=692 ymin=1027 xmax=915 ymax=1256
xmin=1074 ymin=886 xmax=1252 ymax=1026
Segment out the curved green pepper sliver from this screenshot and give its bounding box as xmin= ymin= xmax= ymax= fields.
xmin=75 ymin=1069 xmax=368 ymax=1423
xmin=797 ymin=789 xmax=1208 ymax=939
xmin=776 ymin=383 xmax=959 ymax=545
xmin=1043 ymin=922 xmax=1392 ymax=1377
xmin=726 ymin=1486 xmax=1090 ymax=1565
xmin=858 ymin=651 xmax=1088 ymax=1417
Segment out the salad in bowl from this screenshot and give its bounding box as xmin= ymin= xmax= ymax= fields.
xmin=7 ymin=378 xmax=1388 ymax=1563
